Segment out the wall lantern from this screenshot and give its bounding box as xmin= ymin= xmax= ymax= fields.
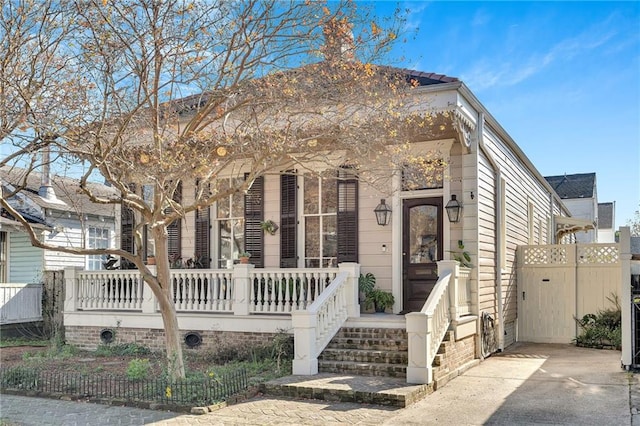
xmin=445 ymin=195 xmax=462 ymax=223
xmin=374 ymin=199 xmax=392 ymax=226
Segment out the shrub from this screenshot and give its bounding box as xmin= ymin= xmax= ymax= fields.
xmin=126 ymin=358 xmax=151 ymax=381
xmin=95 ymin=343 xmax=151 ymax=357
xmin=575 ymin=294 xmax=621 ymax=349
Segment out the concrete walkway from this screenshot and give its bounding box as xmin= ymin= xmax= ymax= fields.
xmin=0 ymin=343 xmax=633 ymax=425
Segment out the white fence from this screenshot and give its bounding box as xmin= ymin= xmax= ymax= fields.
xmin=0 ymin=283 xmax=43 ymax=325
xmin=517 ymin=242 xmax=622 ymax=343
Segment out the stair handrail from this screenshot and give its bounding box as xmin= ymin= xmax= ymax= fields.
xmin=291 ymin=263 xmax=360 ymax=375
xmin=406 ymin=260 xmax=459 ymax=384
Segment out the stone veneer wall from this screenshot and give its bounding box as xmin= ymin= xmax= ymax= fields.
xmin=65 ymin=325 xmax=282 ymax=352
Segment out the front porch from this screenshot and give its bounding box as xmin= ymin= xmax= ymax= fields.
xmin=63 ymin=261 xmax=479 ymax=385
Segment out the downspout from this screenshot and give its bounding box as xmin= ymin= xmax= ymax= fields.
xmin=477 ymin=111 xmax=505 ymax=352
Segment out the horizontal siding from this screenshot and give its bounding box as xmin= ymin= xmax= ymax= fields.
xmin=9 ymin=233 xmax=44 ymax=283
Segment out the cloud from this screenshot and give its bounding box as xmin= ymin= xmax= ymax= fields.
xmin=401 ymin=1 xmax=430 ymax=31
xmin=461 ymin=15 xmax=620 ymax=92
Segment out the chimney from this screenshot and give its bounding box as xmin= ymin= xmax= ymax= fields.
xmin=322 ymin=17 xmax=355 ymax=62
xmin=38 ymin=146 xmax=56 ymax=200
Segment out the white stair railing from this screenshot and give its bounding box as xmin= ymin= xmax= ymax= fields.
xmin=291 ymin=263 xmax=360 ymax=375
xmin=406 ymin=260 xmax=467 ymax=384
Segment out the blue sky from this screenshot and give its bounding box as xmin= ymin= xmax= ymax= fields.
xmin=373 ymin=1 xmax=639 ymax=227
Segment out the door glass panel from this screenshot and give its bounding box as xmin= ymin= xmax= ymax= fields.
xmin=408 ymin=205 xmax=439 ymax=264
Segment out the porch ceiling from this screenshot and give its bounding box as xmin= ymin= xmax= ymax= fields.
xmin=555 ymin=215 xmax=595 ymax=240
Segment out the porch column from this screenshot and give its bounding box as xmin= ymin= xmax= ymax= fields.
xmin=291 ymin=310 xmax=318 ymax=375
xmin=439 ymin=261 xmax=460 ymax=320
xmin=620 ymin=227 xmax=632 ymax=368
xmin=63 ymin=267 xmax=80 ymax=312
xmin=233 ymin=263 xmax=254 ymax=316
xmin=406 ymin=311 xmax=431 ymax=384
xmin=338 ymin=262 xmax=361 ymax=318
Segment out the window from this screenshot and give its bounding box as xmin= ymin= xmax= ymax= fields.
xmin=215 ymin=177 xmax=245 ymax=268
xmin=283 ymin=169 xmax=359 ymax=268
xmin=402 ymin=159 xmax=445 ymax=191
xmin=87 ymin=227 xmax=109 ymax=270
xmin=303 ymin=174 xmax=337 ymax=267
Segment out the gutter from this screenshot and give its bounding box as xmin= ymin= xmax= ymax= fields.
xmin=476 ymin=112 xmax=505 ymax=352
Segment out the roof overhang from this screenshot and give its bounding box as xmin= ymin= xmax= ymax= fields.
xmin=554 ymin=215 xmax=595 ymax=241
xmin=0 ymin=216 xmax=50 ymax=232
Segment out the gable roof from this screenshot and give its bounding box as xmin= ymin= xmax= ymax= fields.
xmin=598 ymin=202 xmax=614 ymax=229
xmin=0 ymin=166 xmax=118 ymax=218
xmin=545 ymin=173 xmax=596 ymax=199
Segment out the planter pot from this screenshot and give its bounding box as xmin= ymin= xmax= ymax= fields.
xmin=239 ymin=257 xmax=250 ymax=264
xmin=147 ymin=257 xmax=156 ymax=265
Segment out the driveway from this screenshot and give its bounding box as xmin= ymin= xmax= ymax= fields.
xmin=0 ymin=342 xmax=632 ymax=425
xmin=387 ymin=342 xmax=631 ymax=425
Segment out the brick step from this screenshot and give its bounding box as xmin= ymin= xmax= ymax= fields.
xmin=261 ymin=374 xmax=433 ymax=408
xmin=334 ymin=328 xmax=407 ymax=340
xmin=319 ymin=348 xmax=408 ymax=364
xmin=325 ymin=337 xmax=408 ymax=351
xmin=318 ymin=360 xmax=407 ymax=378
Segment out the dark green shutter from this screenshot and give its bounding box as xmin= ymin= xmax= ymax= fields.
xmin=280 ymin=173 xmax=297 ymax=268
xmin=244 ymin=176 xmax=264 ymax=267
xmin=337 ymin=168 xmax=358 ymax=263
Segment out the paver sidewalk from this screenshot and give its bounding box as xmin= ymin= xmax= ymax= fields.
xmin=1 ymin=343 xmax=634 ymax=425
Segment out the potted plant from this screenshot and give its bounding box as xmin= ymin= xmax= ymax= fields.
xmin=146 ymin=255 xmax=156 ymax=265
xmin=364 ymin=288 xmax=395 ymax=313
xmin=238 ymin=251 xmax=252 ymax=264
xmin=450 ymin=241 xmax=473 ymax=268
xmin=260 ymin=220 xmax=279 ymax=235
xmin=358 ymin=272 xmax=376 ymax=303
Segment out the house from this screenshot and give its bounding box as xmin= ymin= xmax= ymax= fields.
xmin=0 ymin=165 xmax=119 ymax=283
xmin=545 ymin=173 xmax=598 ymax=243
xmin=597 ymin=202 xmax=616 ymax=243
xmin=61 ymin=66 xmax=575 ymax=385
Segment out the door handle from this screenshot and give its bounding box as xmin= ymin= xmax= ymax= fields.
xmin=522 ymin=291 xmax=526 ymax=300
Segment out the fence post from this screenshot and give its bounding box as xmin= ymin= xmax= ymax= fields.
xmin=406 ymin=311 xmax=431 ymax=384
xmin=63 ymin=267 xmax=79 ymax=312
xmin=338 ymin=262 xmax=361 ymax=318
xmin=233 ymin=264 xmax=254 ymax=316
xmin=291 ymin=310 xmax=318 ymax=375
xmin=620 ymin=227 xmax=632 ymax=368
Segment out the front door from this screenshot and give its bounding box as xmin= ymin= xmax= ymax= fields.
xmin=402 ymin=198 xmax=443 ymax=312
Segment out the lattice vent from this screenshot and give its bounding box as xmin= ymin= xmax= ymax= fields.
xmin=523 ymin=246 xmax=568 ymax=265
xmin=577 ymin=245 xmax=619 ymax=264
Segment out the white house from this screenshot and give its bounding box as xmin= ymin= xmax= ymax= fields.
xmin=0 ymin=166 xmax=119 ymax=284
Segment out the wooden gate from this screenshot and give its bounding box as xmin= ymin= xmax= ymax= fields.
xmin=517 ymin=244 xmax=621 ymax=343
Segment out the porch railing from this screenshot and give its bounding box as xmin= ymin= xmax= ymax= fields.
xmin=65 ymin=265 xmax=340 ymax=317
xmin=0 ymin=283 xmax=43 ymax=325
xmin=406 ymin=261 xmax=474 ymax=384
xmin=291 ymin=263 xmax=360 ymax=375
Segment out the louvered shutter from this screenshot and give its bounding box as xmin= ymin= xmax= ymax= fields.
xmin=121 ymin=184 xmax=136 ymax=269
xmin=194 ymin=206 xmax=210 ymax=268
xmin=167 ymin=183 xmax=182 ymax=261
xmin=280 ymin=173 xmax=297 ymax=268
xmin=244 ymin=175 xmax=264 ymax=267
xmin=337 ymin=168 xmax=358 ymax=263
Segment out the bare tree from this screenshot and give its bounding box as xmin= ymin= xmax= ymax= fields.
xmin=2 ymin=0 xmax=451 ymax=380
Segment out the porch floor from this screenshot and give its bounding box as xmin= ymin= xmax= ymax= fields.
xmin=260 ymin=373 xmax=432 ymax=408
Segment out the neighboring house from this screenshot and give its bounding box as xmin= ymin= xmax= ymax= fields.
xmin=597 ymin=202 xmax=616 ymax=243
xmin=0 ymin=166 xmax=118 ymax=284
xmin=545 ymin=173 xmax=598 ymax=243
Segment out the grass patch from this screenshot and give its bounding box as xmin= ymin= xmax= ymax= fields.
xmin=0 ymin=337 xmax=49 ymax=348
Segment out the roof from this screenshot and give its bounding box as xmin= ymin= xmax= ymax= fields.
xmin=545 ymin=173 xmax=596 ymax=199
xmin=598 ymin=202 xmax=614 ymax=229
xmin=0 ymin=166 xmax=118 ymax=217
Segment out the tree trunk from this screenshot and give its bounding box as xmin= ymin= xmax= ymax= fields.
xmin=150 ymin=224 xmax=186 ymax=381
